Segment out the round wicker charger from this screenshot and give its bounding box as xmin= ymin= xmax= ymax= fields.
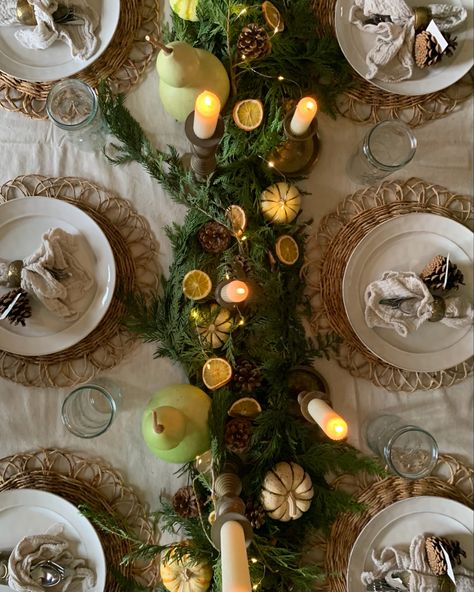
xmin=0 ymin=449 xmax=160 ymax=591
xmin=0 ymin=0 xmax=160 ymax=119
xmin=0 ymin=175 xmax=160 ymax=388
xmin=312 ymin=0 xmax=473 ymax=126
xmin=313 ymin=454 xmax=473 ymax=592
xmin=302 ymin=177 xmax=473 ymax=391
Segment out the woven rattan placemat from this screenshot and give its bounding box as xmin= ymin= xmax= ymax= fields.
xmin=0 ymin=0 xmax=159 ymax=119
xmin=0 ymin=175 xmax=160 ymax=388
xmin=0 ymin=449 xmax=160 ymax=591
xmin=313 ymin=454 xmax=473 ymax=592
xmin=312 ymin=0 xmax=473 ymax=126
xmin=303 ymin=177 xmax=473 ymax=392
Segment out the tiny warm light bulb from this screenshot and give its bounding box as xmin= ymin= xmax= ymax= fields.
xmin=268 ymin=160 xmax=275 ymax=168
xmin=289 ymin=97 xmax=318 ymax=136
xmin=193 ymin=91 xmax=221 ymax=139
xmin=277 ymin=76 xmax=284 ymax=81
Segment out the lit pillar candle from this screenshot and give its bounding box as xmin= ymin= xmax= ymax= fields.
xmin=220 ymin=280 xmax=249 ymax=304
xmin=307 ymin=398 xmax=348 ymax=440
xmin=289 ymin=97 xmax=318 ymax=136
xmin=221 ymin=520 xmax=252 ymax=592
xmin=193 ymin=91 xmax=221 ymax=139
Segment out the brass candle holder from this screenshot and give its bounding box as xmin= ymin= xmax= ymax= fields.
xmin=269 ymin=110 xmax=320 ymax=176
xmin=184 ymin=111 xmax=225 ymax=180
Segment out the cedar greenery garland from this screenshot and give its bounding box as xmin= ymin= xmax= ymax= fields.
xmin=92 ymin=2 xmax=382 ymax=591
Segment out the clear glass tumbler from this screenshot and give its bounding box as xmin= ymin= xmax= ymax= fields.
xmin=365 ymin=414 xmax=438 ymax=479
xmin=347 ymin=120 xmax=417 ymax=184
xmin=46 ymin=79 xmax=107 ymax=152
xmin=61 ymin=379 xmax=122 ymax=438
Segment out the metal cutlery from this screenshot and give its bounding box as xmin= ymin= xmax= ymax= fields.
xmin=16 ymin=0 xmax=83 ymax=26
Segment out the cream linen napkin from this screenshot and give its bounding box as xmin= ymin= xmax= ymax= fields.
xmin=0 ymin=227 xmax=95 ymax=320
xmin=361 ymin=534 xmax=474 ymax=592
xmin=8 ymin=525 xmax=96 ymax=592
xmin=0 ymin=0 xmax=99 ymax=61
xmin=364 ymin=271 xmax=473 ymax=336
xmin=349 ymin=0 xmax=467 ymax=82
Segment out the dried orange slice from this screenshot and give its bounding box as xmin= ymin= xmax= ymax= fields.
xmin=228 ymin=397 xmax=262 ymax=418
xmin=233 ymin=99 xmax=264 ymax=131
xmin=262 ymin=1 xmax=284 ymax=32
xmin=202 ymin=357 xmax=232 ymax=390
xmin=225 ymin=205 xmax=247 ymax=236
xmin=182 ymin=269 xmax=212 ymax=300
xmin=275 ymin=235 xmax=299 ymax=265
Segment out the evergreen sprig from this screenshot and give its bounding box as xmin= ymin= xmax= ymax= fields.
xmin=92 ymin=3 xmax=379 ymax=590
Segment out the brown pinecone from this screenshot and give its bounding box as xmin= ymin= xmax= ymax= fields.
xmin=233 ymin=359 xmax=262 ymax=392
xmin=233 ymin=255 xmax=252 ymax=276
xmin=197 ymin=221 xmax=232 ymax=254
xmin=425 ymin=535 xmax=466 ymax=576
xmin=420 ymin=255 xmax=464 ymax=293
xmin=237 ymin=24 xmax=271 ymax=60
xmin=172 ymin=485 xmax=202 ymax=519
xmin=415 ymin=31 xmax=457 ymax=68
xmin=0 ymin=288 xmax=31 ymax=326
xmin=245 ymin=498 xmax=266 ymax=529
xmin=224 ymin=417 xmax=252 ymax=454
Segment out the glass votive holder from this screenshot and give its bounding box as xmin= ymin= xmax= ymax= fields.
xmin=365 ymin=414 xmax=438 ymax=480
xmin=46 ymin=78 xmax=107 ymax=152
xmin=347 ymin=120 xmax=417 ymax=184
xmin=61 ymin=379 xmax=122 ymax=438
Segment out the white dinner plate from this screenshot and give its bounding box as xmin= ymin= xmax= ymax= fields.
xmin=347 ymin=496 xmax=474 ymax=592
xmin=342 ymin=213 xmax=473 ymax=372
xmin=0 ymin=0 xmax=120 ymax=82
xmin=0 ymin=489 xmax=106 ymax=592
xmin=335 ymin=0 xmax=474 ymax=95
xmin=0 ymin=196 xmax=116 ymax=356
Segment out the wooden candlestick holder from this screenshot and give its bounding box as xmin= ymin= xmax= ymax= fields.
xmin=184 ymin=111 xmax=225 ymax=179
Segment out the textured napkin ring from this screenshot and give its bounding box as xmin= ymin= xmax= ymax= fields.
xmin=5 ymin=260 xmax=22 ymax=288
xmin=414 ymin=6 xmax=431 ymax=31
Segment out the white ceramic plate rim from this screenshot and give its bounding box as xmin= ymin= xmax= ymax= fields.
xmin=342 ymin=213 xmax=473 ymax=372
xmin=0 ymin=488 xmax=106 ymax=592
xmin=347 ymin=496 xmax=474 ymax=592
xmin=0 ymin=196 xmax=116 ymax=356
xmin=335 ymin=0 xmax=474 ymax=95
xmin=0 ymin=0 xmax=120 ymax=82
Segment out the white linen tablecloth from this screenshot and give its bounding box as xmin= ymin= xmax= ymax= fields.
xmin=0 ymin=68 xmax=472 ymax=514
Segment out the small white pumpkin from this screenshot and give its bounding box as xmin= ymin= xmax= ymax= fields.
xmin=261 ymin=461 xmax=313 ymax=521
xmin=260 ymin=182 xmax=301 ymax=224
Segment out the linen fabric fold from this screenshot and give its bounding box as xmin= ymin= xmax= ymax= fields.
xmin=349 ymin=0 xmax=467 ymax=81
xmin=0 ymin=227 xmax=95 ymax=320
xmin=361 ymin=533 xmax=474 ymax=592
xmin=0 ymin=0 xmax=99 ymax=60
xmin=7 ymin=525 xmax=96 ymax=592
xmin=364 ymin=270 xmax=473 ymax=336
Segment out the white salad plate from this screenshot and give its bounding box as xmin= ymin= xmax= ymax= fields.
xmin=335 ymin=0 xmax=474 ymax=95
xmin=342 ymin=213 xmax=473 ymax=372
xmin=347 ymin=496 xmax=474 ymax=592
xmin=0 ymin=489 xmax=106 ymax=592
xmin=0 ymin=0 xmax=120 ymax=82
xmin=0 ymin=196 xmax=116 ymax=356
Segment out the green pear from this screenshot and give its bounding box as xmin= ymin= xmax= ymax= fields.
xmin=156 ymin=41 xmax=230 ymax=122
xmin=142 ymin=384 xmax=211 ymax=463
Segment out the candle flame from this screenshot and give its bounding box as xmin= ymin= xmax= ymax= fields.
xmin=236 ymin=288 xmax=246 ymax=294
xmin=305 ymin=99 xmax=316 ymax=111
xmin=326 ymin=417 xmax=348 ymax=440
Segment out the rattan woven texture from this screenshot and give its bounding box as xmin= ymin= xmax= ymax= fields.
xmin=303 ymin=178 xmax=473 ymax=391
xmin=0 ymin=175 xmax=160 ymax=388
xmin=0 ymin=0 xmax=160 ymax=119
xmin=0 ymin=449 xmax=160 ymax=591
xmin=312 ymin=0 xmax=473 ymax=126
xmin=314 ymin=454 xmax=473 ymax=592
